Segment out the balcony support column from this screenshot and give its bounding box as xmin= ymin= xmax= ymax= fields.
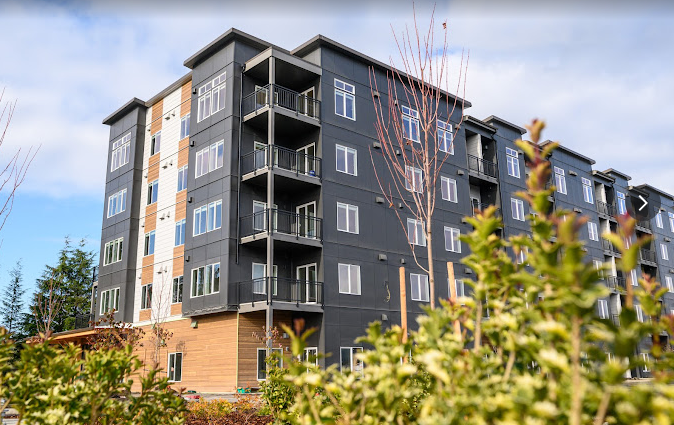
xmin=265 ymin=57 xmax=276 ymax=351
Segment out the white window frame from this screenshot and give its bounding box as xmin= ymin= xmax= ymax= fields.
xmin=195 ymin=140 xmax=224 ymax=178
xmin=150 ymin=131 xmax=161 ymax=156
xmin=147 ymin=180 xmax=158 ymax=205
xmin=511 ymin=198 xmax=525 ymax=221
xmin=303 ymin=347 xmax=318 ymax=367
xmin=593 ymin=259 xmax=604 ymax=279
xmin=444 ymin=226 xmax=461 ymax=253
xmin=190 ymin=263 xmax=220 ymax=298
xmin=107 ymin=189 xmax=127 ymax=218
xmin=438 ymin=120 xmax=453 ymax=154
xmin=143 ymin=231 xmax=155 ymax=256
xmin=175 ymin=219 xmax=186 ymax=246
xmin=407 ymin=218 xmax=426 ymax=247
xmin=588 ymin=222 xmax=599 ymax=241
xmin=177 ymin=165 xmax=188 ymax=192
xmin=168 ymin=352 xmax=183 ymax=382
xmin=257 ymin=348 xmax=283 ymax=381
xmin=172 ymin=276 xmax=183 ymax=304
xmin=630 ymin=269 xmax=639 ymax=286
xmin=336 ymin=144 xmax=357 ymax=176
xmin=103 ymin=237 xmax=123 ymax=266
xmin=140 ymin=283 xmax=152 ymax=310
xmin=581 ymin=177 xmax=594 ymax=204
xmin=554 ymin=166 xmax=567 ymax=195
xmin=661 ymin=243 xmax=669 ymax=261
xmin=597 ymin=299 xmax=609 ymax=319
xmin=401 ymin=105 xmax=420 ymax=143
xmin=656 ymin=211 xmax=664 ymax=229
xmin=617 ymin=192 xmax=627 ymax=215
xmin=641 ymin=353 xmax=650 ymax=373
xmin=338 ymin=263 xmax=361 ymax=295
xmin=100 ymin=287 xmax=120 ymax=315
xmin=665 ymin=276 xmax=674 ymax=293
xmin=441 ymin=176 xmax=458 ymax=203
xmin=506 ymin=147 xmax=520 ymax=178
xmin=410 ymin=273 xmax=430 ymax=302
xmin=337 ymin=202 xmax=359 ymax=234
xmin=405 ymin=165 xmax=423 ymax=193
xmin=193 ymin=200 xmax=222 ymax=236
xmin=340 ymin=347 xmax=363 ymax=374
xmin=453 ymin=279 xmax=466 ymax=304
xmin=110 ymin=133 xmax=131 ymax=172
xmin=635 ymin=304 xmax=644 ymax=322
xmin=197 ymin=72 xmax=226 ymax=123
xmin=180 ymin=113 xmax=190 ymax=140
xmin=334 ymin=79 xmax=356 ymax=120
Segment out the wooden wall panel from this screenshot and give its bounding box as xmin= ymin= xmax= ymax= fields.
xmin=180 ymin=81 xmax=192 ymax=117
xmin=173 ymin=249 xmax=184 ymax=276
xmin=151 ymin=99 xmax=164 ymax=135
xmin=147 ymin=162 xmax=160 ymax=182
xmin=141 ymin=263 xmax=154 ymax=285
xmin=139 ymin=309 xmax=151 ymax=322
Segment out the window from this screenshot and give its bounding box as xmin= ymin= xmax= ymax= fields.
xmin=100 ymin=288 xmax=120 ymax=314
xmin=304 ymin=347 xmax=318 ymax=367
xmin=588 ymin=222 xmax=599 ymax=241
xmin=554 ymin=166 xmax=567 ymax=194
xmin=617 ymin=192 xmax=627 ymax=215
xmin=656 ymin=211 xmax=664 ymax=228
xmin=177 ymin=166 xmax=188 ymax=192
xmin=444 ymin=226 xmax=461 ymax=253
xmin=641 ymin=353 xmax=650 ymax=373
xmin=103 ymin=237 xmax=123 ymax=266
xmin=452 ymin=279 xmax=466 ymax=299
xmin=168 ymin=353 xmax=183 ymax=382
xmin=147 ymin=180 xmax=158 ymax=205
xmin=407 ymin=218 xmax=426 ymax=246
xmin=517 ymin=248 xmax=527 ymax=265
xmin=669 ymin=212 xmax=674 ymax=233
xmin=334 ymin=79 xmax=355 ymax=120
xmin=593 ymin=259 xmax=604 ymax=279
xmin=180 ymin=114 xmax=190 ymax=139
xmin=172 ymin=276 xmax=183 ymax=303
xmin=410 ymin=273 xmax=430 ymax=302
xmin=405 ymin=165 xmax=423 ymax=193
xmin=336 ymin=145 xmax=357 ymax=175
xmin=630 ymin=269 xmax=639 ymax=286
xmin=441 ymin=177 xmax=458 ymax=203
xmin=338 ymin=264 xmax=361 ymax=295
xmin=175 ymin=219 xmax=186 ymax=246
xmin=635 ymin=304 xmax=644 ymax=323
xmin=257 ymin=348 xmax=283 ymax=380
xmin=193 ymin=200 xmax=222 ymax=236
xmin=141 ymin=284 xmax=152 ymax=310
xmin=107 ymin=189 xmax=127 ymax=218
xmin=511 ymin=198 xmax=525 ymax=221
xmin=401 ymin=105 xmax=420 ymax=142
xmin=597 ymin=299 xmax=609 ymax=319
xmin=665 ymin=276 xmax=674 ymax=293
xmin=110 ymin=132 xmax=131 ymax=172
xmin=438 ymin=120 xmax=453 ymax=154
xmin=195 ymin=140 xmax=224 ymax=178
xmin=337 ymin=203 xmax=359 ymax=234
xmin=190 ymin=263 xmax=220 ymax=297
xmin=144 ymin=231 xmax=155 ymax=256
xmin=661 ymin=243 xmax=669 ymax=261
xmin=340 ymin=347 xmax=363 ymax=373
xmin=581 ymin=178 xmax=594 ymax=204
xmin=506 ymin=147 xmax=520 ymax=178
xmin=197 ymin=72 xmax=226 ymax=122
xmin=150 ymin=131 xmax=161 ymax=156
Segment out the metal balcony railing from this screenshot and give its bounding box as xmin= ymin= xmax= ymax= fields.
xmin=601 ymin=239 xmax=619 ymax=254
xmin=240 ymin=208 xmax=323 ymax=240
xmin=71 ymin=314 xmax=94 ymax=330
xmin=596 ymin=201 xmax=617 ymax=217
xmin=242 ymin=84 xmax=321 ymax=119
xmin=636 ymin=220 xmax=652 ymax=231
xmin=241 ymin=145 xmax=322 ymax=178
xmin=471 ymin=200 xmax=501 ymax=218
xmin=606 ymin=276 xmax=627 ymax=292
xmin=639 ymin=248 xmax=657 ymax=263
xmin=467 ymin=155 xmax=498 ymax=178
xmin=235 ymin=277 xmax=324 ymax=307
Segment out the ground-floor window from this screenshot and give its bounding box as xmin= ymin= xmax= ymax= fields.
xmin=303 ymin=347 xmax=318 ymax=367
xmin=257 ymin=348 xmax=283 ymax=381
xmin=340 ymin=347 xmax=363 ymax=374
xmin=168 ymin=352 xmax=183 ymax=382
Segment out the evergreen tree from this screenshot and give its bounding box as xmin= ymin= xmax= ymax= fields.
xmin=0 ymin=260 xmax=24 ymax=335
xmin=25 ymin=237 xmax=96 ymax=334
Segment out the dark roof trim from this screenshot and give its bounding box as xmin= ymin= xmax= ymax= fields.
xmin=636 ymin=184 xmax=674 ymax=201
xmin=102 ymin=98 xmax=146 ymax=125
xmin=483 ymin=115 xmax=527 ymax=135
xmin=592 ymin=170 xmax=616 ymax=183
xmin=184 ymin=28 xmax=276 ymax=69
xmin=541 ymin=140 xmax=596 ymax=165
xmin=146 ymin=72 xmax=192 ymax=108
xmin=464 ymin=115 xmax=497 ymax=134
xmin=291 ymin=34 xmax=472 ymax=108
xmin=603 ymin=168 xmax=632 ymax=181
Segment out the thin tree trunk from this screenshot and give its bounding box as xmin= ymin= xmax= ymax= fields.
xmin=426 ymin=224 xmax=435 ymax=310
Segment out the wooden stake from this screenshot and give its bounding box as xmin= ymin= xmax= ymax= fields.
xmin=399 ymin=266 xmax=407 ymax=343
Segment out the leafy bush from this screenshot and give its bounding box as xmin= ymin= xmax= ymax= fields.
xmin=260 ymin=351 xmax=297 ymax=421
xmin=187 ymin=399 xmax=234 ymax=419
xmin=281 ymin=121 xmax=674 ymax=424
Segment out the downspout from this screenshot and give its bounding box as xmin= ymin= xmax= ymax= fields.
xmin=236 ymin=64 xmax=245 ymax=264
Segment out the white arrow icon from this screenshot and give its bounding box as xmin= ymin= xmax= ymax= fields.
xmin=639 ymin=195 xmax=648 ymax=211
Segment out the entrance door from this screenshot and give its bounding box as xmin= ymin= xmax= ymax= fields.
xmin=296 ymin=143 xmax=316 ymax=176
xmin=252 ymin=263 xmax=278 ymax=295
xmin=296 ymin=202 xmax=316 ymax=238
xmin=297 ymin=263 xmax=317 ymax=304
xmin=301 ymin=87 xmax=316 ymax=118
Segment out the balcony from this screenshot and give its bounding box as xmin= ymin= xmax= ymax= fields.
xmin=234 ymin=278 xmax=323 ymax=311
xmin=71 ymin=314 xmax=94 ymax=330
xmin=471 ymin=201 xmax=501 ymax=218
xmin=596 ymin=201 xmax=617 ymax=218
xmin=467 ymin=155 xmax=498 ymax=180
xmin=242 ymin=84 xmax=320 ymax=123
xmin=601 ymin=239 xmax=620 ymax=256
xmin=636 ymin=220 xmax=652 ymax=233
xmin=611 ymin=314 xmax=620 ymax=327
xmin=241 ymin=145 xmax=321 ymax=186
xmin=639 ymin=248 xmax=657 ymax=265
xmin=240 ymin=208 xmax=322 ymax=247
xmin=606 ymin=276 xmax=626 ymax=292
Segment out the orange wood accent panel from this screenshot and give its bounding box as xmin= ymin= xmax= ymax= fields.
xmin=179 ymin=137 xmax=190 ymax=151
xmin=180 ymin=81 xmax=192 ymax=117
xmin=170 ymin=303 xmax=182 ymax=316
xmin=178 ymin=145 xmax=189 ymax=167
xmin=144 ymin=213 xmax=156 ymax=233
xmin=142 ymin=255 xmax=154 ymax=268
xmin=141 ymin=263 xmax=154 ymax=285
xmin=131 ymin=313 xmax=238 ymax=393
xmin=147 ymin=162 xmax=160 ymax=182
xmin=237 ymin=311 xmax=292 ymax=389
xmin=148 ymin=152 xmax=161 ymax=168
xmin=139 ymin=309 xmax=151 ymax=322
xmin=175 ymin=200 xmax=186 ymax=223
xmin=151 ymin=98 xmax=164 ymax=135
xmin=173 ymin=250 xmax=184 ymax=276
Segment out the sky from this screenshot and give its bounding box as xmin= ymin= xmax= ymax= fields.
xmin=0 ymin=0 xmax=673 ymax=305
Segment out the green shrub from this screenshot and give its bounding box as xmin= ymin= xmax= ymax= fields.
xmin=187 ymin=399 xmax=233 ymax=419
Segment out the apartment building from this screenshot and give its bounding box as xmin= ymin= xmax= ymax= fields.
xmin=89 ymin=28 xmax=674 ymax=391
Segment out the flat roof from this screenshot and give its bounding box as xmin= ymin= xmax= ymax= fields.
xmin=102 ymin=97 xmax=146 ymax=125
xmin=636 ymin=184 xmax=674 ymax=201
xmin=592 ymin=170 xmax=616 ymax=183
xmin=483 ymin=115 xmax=527 ymax=135
xmin=183 ymin=28 xmax=277 ymax=69
xmin=541 ymin=140 xmax=596 ymax=165
xmin=464 ymin=115 xmax=497 ymax=134
xmin=603 ymin=168 xmax=632 ymax=181
xmin=146 ymin=72 xmax=192 ymax=108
